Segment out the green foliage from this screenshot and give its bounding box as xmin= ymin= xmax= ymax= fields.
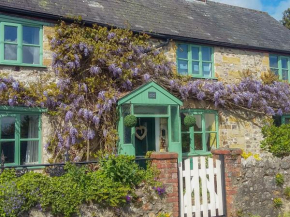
xmin=0 ymin=154 xmax=161 ymax=216
xmin=281 ymin=8 xmax=290 ymax=30
xmin=276 ymin=173 xmax=285 ymax=187
xmin=273 ymin=198 xmax=283 ymax=209
xmin=184 ymin=115 xmax=196 ymax=127
xmin=279 ymin=212 xmax=290 ymax=217
xmin=261 ymin=123 xmax=290 ymax=157
xmin=284 ymin=186 xmax=290 ymax=199
xmin=99 ymin=154 xmax=145 ymax=187
xmin=124 ymin=114 xmax=137 ymax=127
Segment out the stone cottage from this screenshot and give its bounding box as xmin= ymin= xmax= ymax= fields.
xmin=0 ymin=0 xmax=290 ymax=165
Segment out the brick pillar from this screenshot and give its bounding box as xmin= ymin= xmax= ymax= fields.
xmin=151 ymin=152 xmax=179 ymax=217
xmin=211 ymin=148 xmax=242 ymax=217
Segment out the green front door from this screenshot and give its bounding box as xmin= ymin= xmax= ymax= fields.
xmin=135 ymin=117 xmax=155 ymax=156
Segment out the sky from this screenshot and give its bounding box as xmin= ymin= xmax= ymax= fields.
xmin=212 ymin=0 xmax=290 ymax=21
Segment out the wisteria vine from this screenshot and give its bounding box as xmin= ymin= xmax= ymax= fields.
xmin=0 ymin=21 xmax=289 ymax=162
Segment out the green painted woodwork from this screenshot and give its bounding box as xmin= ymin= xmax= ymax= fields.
xmin=118 ymin=81 xmax=183 ymax=106
xmin=176 ymin=43 xmax=215 ymax=78
xmin=0 ymin=107 xmax=44 ymax=166
xmin=181 ymin=109 xmax=218 ymax=156
xmin=270 ymin=54 xmax=290 ymax=82
xmin=282 ymin=115 xmax=290 ymax=124
xmin=118 ymin=82 xmax=183 ymax=161
xmin=0 ymin=15 xmax=44 ymax=67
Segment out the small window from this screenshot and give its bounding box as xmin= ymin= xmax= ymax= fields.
xmin=0 ymin=17 xmax=43 ymax=66
xmin=177 ymin=44 xmax=214 ymax=78
xmin=181 ymin=110 xmax=218 ymax=154
xmin=270 ymin=55 xmax=290 ymax=81
xmin=0 ymin=114 xmax=41 ymax=166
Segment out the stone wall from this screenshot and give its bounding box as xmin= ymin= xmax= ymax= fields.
xmin=213 ymin=148 xmax=290 ymax=217
xmin=214 ymin=46 xmax=270 ymax=82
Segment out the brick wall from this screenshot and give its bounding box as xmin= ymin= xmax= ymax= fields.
xmin=151 ymin=152 xmax=179 ymax=217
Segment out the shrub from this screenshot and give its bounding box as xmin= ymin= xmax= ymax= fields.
xmin=261 ymin=123 xmax=290 ymax=158
xmin=275 ymin=173 xmax=285 ymax=187
xmin=284 ymin=187 xmax=290 ymax=199
xmin=0 ymin=154 xmax=162 ymax=217
xmin=273 ymin=198 xmax=283 ymax=209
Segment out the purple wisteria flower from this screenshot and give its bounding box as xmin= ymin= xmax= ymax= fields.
xmin=125 ymin=195 xmax=131 ymax=203
xmin=65 ymin=111 xmax=73 ymax=122
xmin=90 ymin=66 xmax=101 ymax=75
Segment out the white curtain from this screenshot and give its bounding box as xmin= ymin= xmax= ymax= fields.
xmin=25 ymin=116 xmax=38 ymax=164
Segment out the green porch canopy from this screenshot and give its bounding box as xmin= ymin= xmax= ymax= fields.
xmin=118 ymin=81 xmax=183 ymax=161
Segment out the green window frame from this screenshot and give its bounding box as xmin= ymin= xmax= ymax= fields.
xmin=177 ymin=43 xmax=215 ymax=78
xmin=270 ymin=55 xmax=290 ymax=82
xmin=181 ymin=109 xmax=218 ymax=156
xmin=0 ymin=107 xmax=44 ymax=166
xmin=0 ymin=15 xmax=44 ymax=67
xmin=282 ymin=115 xmax=290 ymax=124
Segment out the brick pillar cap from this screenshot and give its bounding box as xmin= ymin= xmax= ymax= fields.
xmin=151 ymin=152 xmax=178 ymax=159
xmin=211 ymin=147 xmax=243 ymax=155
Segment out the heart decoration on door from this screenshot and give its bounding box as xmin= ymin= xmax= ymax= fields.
xmin=135 ymin=126 xmax=147 ymax=140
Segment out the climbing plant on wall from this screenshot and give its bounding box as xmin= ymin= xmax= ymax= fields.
xmin=1 ymin=21 xmax=290 ymax=161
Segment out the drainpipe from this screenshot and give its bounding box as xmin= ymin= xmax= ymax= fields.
xmin=144 ymin=39 xmax=170 ymax=53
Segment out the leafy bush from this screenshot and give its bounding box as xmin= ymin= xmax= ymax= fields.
xmin=284 ymin=187 xmax=290 ymax=199
xmin=124 ymin=115 xmax=137 ymax=127
xmin=273 ymin=198 xmax=283 ymax=209
xmin=0 ymin=154 xmax=162 ymax=217
xmin=261 ymin=123 xmax=290 ymax=158
xmin=99 ymin=154 xmax=145 ymax=187
xmin=275 ymin=173 xmax=284 ymax=187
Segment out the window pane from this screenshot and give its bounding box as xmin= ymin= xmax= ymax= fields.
xmin=270 ymin=55 xmax=278 ymax=68
xmin=134 ymin=105 xmax=167 ymax=115
xmin=191 ymin=47 xmax=199 ymax=60
xmin=282 ymin=70 xmax=288 ymax=81
xmin=202 ymin=62 xmax=212 ymax=77
xmin=1 ymin=142 xmax=15 ymax=163
xmin=178 ymin=60 xmax=188 ymax=75
xmin=171 ymin=106 xmax=179 ymax=142
xmin=206 ymin=133 xmax=217 ymax=151
xmin=270 ymin=68 xmax=279 ymax=76
xmin=282 ymin=58 xmax=288 ymax=69
xmin=202 ymin=47 xmax=212 ymax=61
xmin=4 ymin=26 xmax=17 ymax=42
xmin=194 ymin=133 xmax=203 ymax=150
xmin=4 ymin=44 xmax=17 ymax=61
xmin=192 ymin=61 xmax=199 ymax=75
xmin=21 ymin=115 xmax=39 ymax=138
xmin=23 ymin=46 xmax=40 ymax=64
xmin=1 ymin=117 xmax=15 ymax=139
xmin=20 ymin=141 xmax=39 ymax=165
xmin=123 ymin=126 xmax=131 ymax=144
xmin=285 ymin=118 xmax=290 ymax=124
xmin=205 ymin=113 xmax=216 ymax=131
xmin=182 ymin=133 xmax=190 ymax=153
xmin=193 ymin=115 xmax=202 ymax=131
xmin=177 ymin=44 xmax=188 ymax=59
xmin=23 ymin=26 xmax=40 ymax=45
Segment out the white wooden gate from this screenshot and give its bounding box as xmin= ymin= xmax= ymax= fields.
xmin=179 ymin=156 xmax=224 ymax=217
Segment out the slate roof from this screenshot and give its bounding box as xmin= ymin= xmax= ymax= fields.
xmin=1 ymin=0 xmax=290 ymax=53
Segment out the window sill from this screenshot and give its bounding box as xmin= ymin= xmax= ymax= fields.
xmin=0 ymin=62 xmax=47 ymax=68
xmin=191 ymin=76 xmax=218 ymax=80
